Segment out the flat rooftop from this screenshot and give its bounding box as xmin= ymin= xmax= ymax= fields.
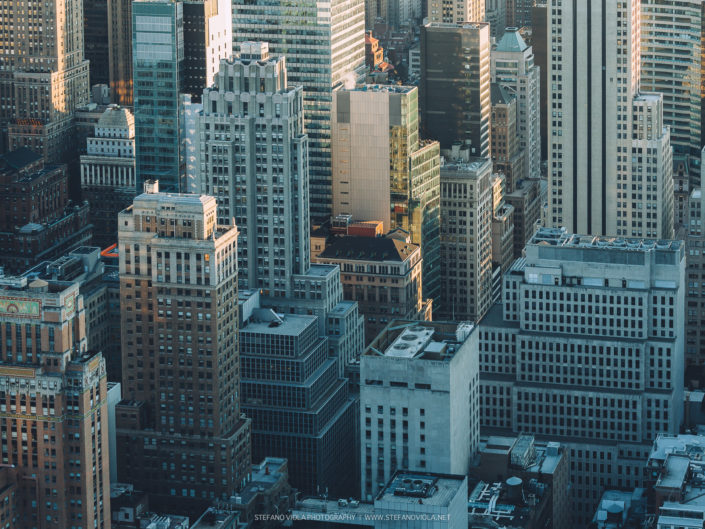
xmin=377 ymin=472 xmax=465 ymax=507
xmin=348 ymin=84 xmax=415 ymax=94
xmin=369 ymin=321 xmax=475 ymax=361
xmin=441 ymin=158 xmax=492 ymax=175
xmin=241 ymin=309 xmax=316 ymax=336
xmin=530 ymin=227 xmax=682 ymax=252
xmin=657 ymin=454 xmax=690 ymax=490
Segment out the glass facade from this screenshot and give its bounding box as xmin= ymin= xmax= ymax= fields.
xmin=133 ymin=0 xmax=185 ymax=192
xmin=233 ymin=0 xmax=365 ymax=222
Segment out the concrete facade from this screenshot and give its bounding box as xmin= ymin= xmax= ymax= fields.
xmin=360 ymin=321 xmax=479 ymax=501
xmin=480 ymin=227 xmax=686 ymax=522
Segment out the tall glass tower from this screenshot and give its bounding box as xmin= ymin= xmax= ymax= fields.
xmin=132 ymin=0 xmax=185 ymax=193
xmin=233 ymin=0 xmax=365 ymax=222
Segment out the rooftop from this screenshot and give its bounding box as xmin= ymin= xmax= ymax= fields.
xmin=0 ymin=147 xmax=42 ymax=171
xmin=656 ymin=454 xmax=690 ymax=490
xmin=530 ymin=226 xmax=683 ymax=252
xmin=241 ymin=308 xmax=317 ymax=337
xmin=495 ymin=27 xmax=529 ymax=53
xmin=377 ymin=472 xmax=466 ymax=508
xmin=468 ymin=476 xmax=548 ymax=529
xmin=96 ymin=104 xmax=134 ymax=131
xmin=318 ymin=236 xmax=419 ymax=263
xmin=348 ymin=84 xmax=414 ymax=94
xmin=441 ymin=157 xmax=492 ymax=175
xmin=365 ymin=320 xmax=475 ymax=361
xmin=491 ymin=82 xmax=516 ymax=105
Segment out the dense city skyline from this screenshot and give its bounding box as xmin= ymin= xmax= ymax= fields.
xmin=0 ymin=0 xmax=704 ymax=528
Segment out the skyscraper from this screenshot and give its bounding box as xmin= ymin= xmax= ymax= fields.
xmin=0 ymin=272 xmax=111 ymax=528
xmin=197 ymin=43 xmax=310 ymax=297
xmin=233 ymin=0 xmax=366 ymax=223
xmin=686 ymin=168 xmax=705 ymax=364
xmin=108 ymin=0 xmax=134 ymax=106
xmin=426 ymin=0 xmax=484 ymax=24
xmin=480 ymin=227 xmax=685 ymax=521
xmin=506 ymin=0 xmax=533 ymax=28
xmin=0 ymin=0 xmax=90 ymax=161
xmin=491 ymin=28 xmax=541 ymax=179
xmin=360 ymin=321 xmax=480 ymax=500
xmin=490 ymin=83 xmax=525 ymax=192
xmin=116 ymin=183 xmax=251 ymax=512
xmin=331 ymin=85 xmax=442 ymax=307
xmin=85 ymin=0 xmax=111 ymax=86
xmin=182 ymin=0 xmax=233 ymax=102
xmin=548 ymin=0 xmax=674 ymax=238
xmin=420 ymin=22 xmax=491 ymax=159
xmin=132 ymin=0 xmax=185 ymax=193
xmin=439 ymin=158 xmax=493 ymax=321
xmin=641 ymin=0 xmax=702 ymax=160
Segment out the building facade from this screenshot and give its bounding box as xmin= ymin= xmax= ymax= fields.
xmin=197 ymin=44 xmax=309 ymax=298
xmin=85 ymin=0 xmax=111 ymax=86
xmin=132 ymin=0 xmax=185 ymax=193
xmin=182 ymin=0 xmax=232 ymax=102
xmin=491 ymin=28 xmax=541 ymax=180
xmin=233 ymin=0 xmax=366 ymax=222
xmin=687 ymin=184 xmax=705 ymax=364
xmin=315 ymin=235 xmax=426 ymax=343
xmin=80 ymin=104 xmax=137 ymax=249
xmin=0 ymin=272 xmax=111 ymax=529
xmin=115 ymin=184 xmax=251 ymax=512
xmin=547 ymin=0 xmax=674 ymax=238
xmin=439 ymin=159 xmax=494 ymax=322
xmin=420 ymin=23 xmax=491 ymax=159
xmin=240 ymin=307 xmax=357 ymax=496
xmin=480 ymin=227 xmax=685 ymax=521
xmin=360 ymin=321 xmax=479 ymax=501
xmin=0 ymin=0 xmax=90 ymax=161
xmin=490 ymin=83 xmax=525 ymax=192
xmin=331 ymin=85 xmax=442 ymax=308
xmin=426 ymin=0 xmax=484 ymax=24
xmin=108 ymin=0 xmax=134 ymax=106
xmin=641 ymin=0 xmax=702 ymax=160
xmin=0 ymin=149 xmax=92 ymax=274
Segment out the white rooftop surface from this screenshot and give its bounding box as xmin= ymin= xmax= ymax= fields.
xmin=242 ymin=311 xmax=317 ymax=336
xmin=651 ymin=434 xmax=705 ymax=461
xmin=384 ymin=327 xmax=435 ymax=358
xmin=656 ymin=455 xmax=690 ymax=490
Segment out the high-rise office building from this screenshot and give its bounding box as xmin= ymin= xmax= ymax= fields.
xmin=490 ymin=83 xmax=525 ymax=192
xmin=108 ymin=0 xmax=134 ymax=106
xmin=116 ymin=183 xmax=251 ymax=512
xmin=331 ymin=85 xmax=442 ymax=307
xmin=240 ymin=305 xmax=357 ymax=496
xmin=641 ymin=0 xmax=702 ymax=160
xmin=132 ymin=0 xmax=185 ymax=193
xmin=548 ymin=0 xmax=674 ymax=238
xmin=0 ymin=271 xmax=111 ymax=528
xmin=491 ymin=28 xmax=541 ymax=179
xmin=0 ymin=0 xmax=90 ymax=161
xmin=439 ymin=158 xmax=493 ymax=321
xmin=505 ymin=177 xmax=541 ymax=258
xmin=80 ymin=104 xmax=137 ymax=248
xmin=85 ymin=0 xmax=111 ymax=86
xmin=686 ymin=176 xmax=705 ymax=364
xmin=490 ymin=173 xmax=515 ymax=276
xmin=233 ymin=0 xmax=366 ymax=223
xmin=360 ymin=321 xmax=480 ymax=500
xmin=183 ymin=0 xmax=232 ymax=102
xmin=365 ymin=0 xmax=422 ymax=30
xmin=480 ymin=227 xmax=685 ymax=521
xmin=197 ymin=43 xmax=309 ymax=298
xmin=506 ymin=0 xmax=532 ymax=28
xmin=426 ymin=0 xmax=484 ymax=24
xmin=485 ymin=0 xmax=507 ymax=38
xmin=420 ymin=23 xmax=491 ymax=159
xmin=531 ymin=2 xmax=548 ymax=162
